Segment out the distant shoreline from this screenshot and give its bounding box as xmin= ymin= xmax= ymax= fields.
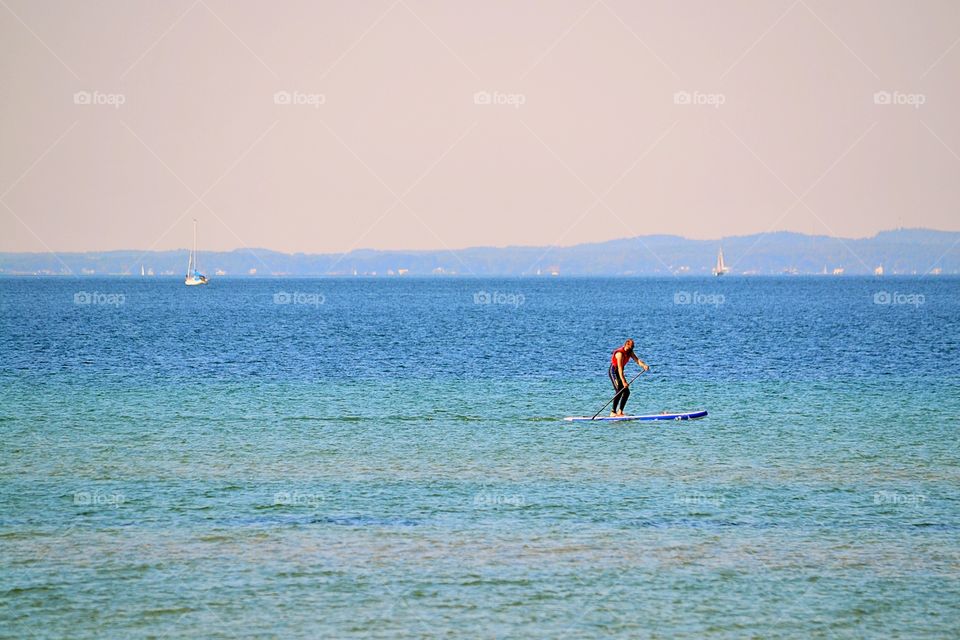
xmin=2 ymin=228 xmax=958 ymax=276
xmin=2 ymin=273 xmax=957 ymax=280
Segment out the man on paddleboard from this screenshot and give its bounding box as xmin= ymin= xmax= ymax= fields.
xmin=609 ymin=339 xmax=649 ymax=417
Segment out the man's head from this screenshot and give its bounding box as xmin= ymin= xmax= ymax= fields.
xmin=624 ymin=339 xmax=634 ymax=351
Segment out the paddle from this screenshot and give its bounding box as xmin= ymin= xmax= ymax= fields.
xmin=591 ymin=368 xmax=647 ymax=420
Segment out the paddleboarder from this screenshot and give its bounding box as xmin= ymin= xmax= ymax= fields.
xmin=609 ymin=339 xmax=649 ymax=417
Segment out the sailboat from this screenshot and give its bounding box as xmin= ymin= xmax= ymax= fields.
xmin=712 ymin=247 xmax=729 ymax=276
xmin=184 ymin=219 xmax=209 ymax=286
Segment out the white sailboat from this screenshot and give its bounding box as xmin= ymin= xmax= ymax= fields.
xmin=184 ymin=219 xmax=209 ymax=286
xmin=712 ymin=247 xmax=729 ymax=276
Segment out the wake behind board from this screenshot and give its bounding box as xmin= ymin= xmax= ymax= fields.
xmin=563 ymin=410 xmax=708 ymax=423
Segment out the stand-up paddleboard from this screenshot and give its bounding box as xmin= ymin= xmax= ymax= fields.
xmin=563 ymin=410 xmax=707 ymax=423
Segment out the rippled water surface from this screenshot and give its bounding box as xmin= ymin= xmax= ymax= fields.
xmin=1 ymin=276 xmax=959 ymax=638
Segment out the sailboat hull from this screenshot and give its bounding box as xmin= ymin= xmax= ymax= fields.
xmin=184 ymin=276 xmax=208 ymax=286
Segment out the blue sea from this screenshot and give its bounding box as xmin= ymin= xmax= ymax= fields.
xmin=1 ymin=276 xmax=958 ymax=639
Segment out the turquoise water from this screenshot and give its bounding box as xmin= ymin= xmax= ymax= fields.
xmin=2 ymin=277 xmax=958 ymax=638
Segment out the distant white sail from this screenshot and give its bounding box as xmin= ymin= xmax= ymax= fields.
xmin=185 ymin=219 xmax=209 ymax=286
xmin=712 ymin=248 xmax=729 ymax=276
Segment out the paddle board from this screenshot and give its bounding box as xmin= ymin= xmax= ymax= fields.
xmin=563 ymin=410 xmax=707 ymax=422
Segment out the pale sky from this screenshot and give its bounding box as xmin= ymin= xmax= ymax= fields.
xmin=2 ymin=0 xmax=959 ymax=253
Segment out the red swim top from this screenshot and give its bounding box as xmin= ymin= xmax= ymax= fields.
xmin=611 ymin=347 xmax=634 ymax=368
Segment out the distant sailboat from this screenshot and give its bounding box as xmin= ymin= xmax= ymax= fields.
xmin=140 ymin=264 xmax=145 ymax=277
xmin=184 ymin=219 xmax=209 ymax=286
xmin=712 ymin=248 xmax=729 ymax=276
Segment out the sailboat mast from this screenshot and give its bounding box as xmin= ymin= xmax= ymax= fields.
xmin=193 ymin=220 xmax=198 ymax=273
xmin=186 ymin=225 xmax=192 ymax=274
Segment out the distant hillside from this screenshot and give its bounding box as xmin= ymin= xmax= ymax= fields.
xmin=1 ymin=229 xmax=958 ymax=276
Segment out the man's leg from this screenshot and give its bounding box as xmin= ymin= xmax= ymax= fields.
xmin=609 ymin=366 xmax=622 ymax=416
xmin=619 ymin=386 xmax=630 ymax=414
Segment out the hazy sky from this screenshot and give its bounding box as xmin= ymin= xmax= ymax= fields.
xmin=2 ymin=0 xmax=959 ymax=253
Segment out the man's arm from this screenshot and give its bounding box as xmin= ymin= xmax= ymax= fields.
xmin=633 ymin=353 xmax=650 ymax=372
